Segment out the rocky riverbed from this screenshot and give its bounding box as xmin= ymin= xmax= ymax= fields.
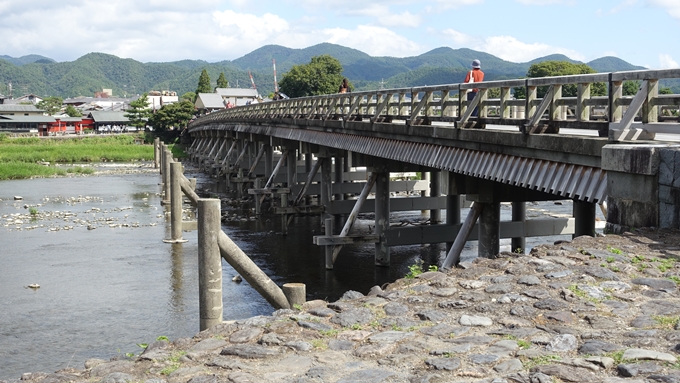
xmin=7 ymin=229 xmax=680 ymax=383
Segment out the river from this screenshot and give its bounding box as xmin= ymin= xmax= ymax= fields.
xmin=0 ymin=163 xmax=596 ymax=379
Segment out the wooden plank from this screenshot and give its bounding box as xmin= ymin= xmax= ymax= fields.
xmin=313 ymin=234 xmax=379 ymax=246
xmin=611 ymin=69 xmax=680 ymax=82
xmin=385 ymin=218 xmax=575 ymax=246
xmin=273 ymin=205 xmax=326 ymax=214
xmin=527 ymin=73 xmax=609 ymax=86
xmin=327 ymin=196 xmax=448 ymax=215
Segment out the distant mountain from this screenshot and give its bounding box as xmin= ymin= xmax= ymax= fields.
xmin=0 ymin=45 xmax=664 ymax=99
xmin=0 ymin=54 xmax=55 ymax=66
xmin=587 ymin=56 xmax=646 ymax=72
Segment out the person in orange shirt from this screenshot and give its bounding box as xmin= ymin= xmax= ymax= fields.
xmin=464 ymin=59 xmax=484 ymax=116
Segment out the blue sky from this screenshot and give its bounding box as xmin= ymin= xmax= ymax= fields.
xmin=0 ymin=0 xmax=678 ymax=68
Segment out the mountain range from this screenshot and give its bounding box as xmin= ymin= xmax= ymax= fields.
xmin=0 ymin=43 xmax=655 ymax=99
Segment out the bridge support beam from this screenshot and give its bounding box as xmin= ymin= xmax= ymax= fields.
xmin=431 ymin=171 xmax=441 ymax=224
xmin=479 ymin=202 xmax=501 ymax=258
xmin=265 ymin=144 xmax=273 ymax=181
xmin=511 ymin=202 xmax=526 ymax=253
xmin=574 ymin=200 xmax=596 ymax=238
xmin=320 ymin=153 xmax=332 ymax=222
xmin=446 ymin=171 xmax=462 ymax=253
xmin=374 ymin=170 xmax=391 ymax=266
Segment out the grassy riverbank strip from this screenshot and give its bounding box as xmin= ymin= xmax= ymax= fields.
xmin=0 ymin=134 xmax=160 ymax=180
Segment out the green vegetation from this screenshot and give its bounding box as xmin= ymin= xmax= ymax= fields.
xmin=653 ymin=315 xmax=680 ymax=329
xmin=36 ymin=96 xmax=64 ymax=115
xmin=319 ymin=329 xmax=339 ymax=337
xmin=514 ymin=61 xmax=607 ymax=99
xmin=310 ymin=339 xmax=328 ymax=350
xmin=279 ymin=55 xmax=348 ymax=98
xmin=521 ymin=355 xmax=561 ymax=369
xmin=149 ymin=100 xmax=195 ymax=132
xmin=196 ymin=68 xmax=212 ymax=94
xmin=160 ymin=351 xmax=187 ymax=375
xmin=404 ymin=260 xmax=439 ymax=279
xmin=517 ymin=339 xmax=531 ymax=349
xmin=606 ymin=350 xmax=626 ymax=364
xmin=608 ymin=246 xmax=623 ymax=255
xmin=64 ymin=104 xmax=82 ymax=117
xmin=216 ymin=72 xmax=229 ymax=88
xmin=29 ymin=206 xmax=38 ymax=215
xmin=0 ymin=135 xmax=153 ymax=180
xmin=125 ymin=93 xmax=152 ymax=130
xmin=3 ymin=45 xmax=674 ymax=100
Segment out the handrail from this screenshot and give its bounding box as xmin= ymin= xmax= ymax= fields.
xmin=189 ymin=68 xmax=680 ymax=140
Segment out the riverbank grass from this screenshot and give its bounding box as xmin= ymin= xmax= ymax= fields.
xmin=0 ymin=134 xmax=156 ymax=180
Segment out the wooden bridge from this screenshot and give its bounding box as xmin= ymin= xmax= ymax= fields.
xmin=185 ymin=68 xmax=680 ymax=269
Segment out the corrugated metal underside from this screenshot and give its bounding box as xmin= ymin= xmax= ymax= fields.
xmin=195 ymin=124 xmax=607 ymax=203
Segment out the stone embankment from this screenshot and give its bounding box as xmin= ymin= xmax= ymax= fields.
xmin=9 ymin=229 xmax=680 ymax=383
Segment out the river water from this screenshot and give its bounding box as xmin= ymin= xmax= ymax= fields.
xmin=0 ymin=164 xmax=598 ymax=379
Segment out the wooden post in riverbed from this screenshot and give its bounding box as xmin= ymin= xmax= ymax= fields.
xmin=197 ymin=199 xmax=224 ymax=331
xmin=154 ymin=137 xmax=160 ymax=169
xmin=164 ymin=162 xmax=188 ymax=243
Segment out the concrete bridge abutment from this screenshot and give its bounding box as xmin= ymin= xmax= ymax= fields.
xmin=603 ymin=144 xmax=680 ymax=233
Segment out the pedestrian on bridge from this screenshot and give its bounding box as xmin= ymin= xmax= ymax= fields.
xmin=338 ymin=78 xmax=349 ymax=93
xmin=464 ymin=59 xmax=484 ymax=116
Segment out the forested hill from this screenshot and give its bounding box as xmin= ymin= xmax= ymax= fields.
xmin=0 ymin=44 xmax=650 ymax=99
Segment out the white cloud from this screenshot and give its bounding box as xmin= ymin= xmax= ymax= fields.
xmin=213 ymin=10 xmax=289 ymax=42
xmin=647 ymin=0 xmax=680 ymax=19
xmin=609 ymin=0 xmax=638 ymax=14
xmin=378 ymin=12 xmax=422 ymax=28
xmin=514 ymin=0 xmax=574 ymax=4
xmin=323 ymin=25 xmax=423 ymax=57
xmin=659 ymin=54 xmax=679 ymax=69
xmin=480 ymin=36 xmax=584 ymax=62
xmin=426 ymin=0 xmax=483 ymax=11
xmin=441 ymin=31 xmax=584 ymax=62
xmin=441 ymin=29 xmax=477 ymax=46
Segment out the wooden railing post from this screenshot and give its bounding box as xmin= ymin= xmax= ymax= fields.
xmin=609 ymin=79 xmax=623 ymax=123
xmin=642 ymin=79 xmax=659 ymax=124
xmin=577 ymin=83 xmax=591 ymax=122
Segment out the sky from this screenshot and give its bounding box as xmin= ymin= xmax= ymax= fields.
xmin=0 ymin=0 xmax=679 ymax=69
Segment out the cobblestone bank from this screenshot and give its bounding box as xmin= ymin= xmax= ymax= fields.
xmin=9 ymin=229 xmax=680 ymax=383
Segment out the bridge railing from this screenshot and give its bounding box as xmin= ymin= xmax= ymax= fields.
xmin=190 ymin=69 xmax=680 ymax=140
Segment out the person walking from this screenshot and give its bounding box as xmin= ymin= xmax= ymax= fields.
xmin=464 ymin=59 xmax=484 ymax=116
xmin=338 ymin=78 xmax=349 ymax=93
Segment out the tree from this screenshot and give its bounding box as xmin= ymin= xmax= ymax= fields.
xmin=623 ymin=80 xmax=640 ymax=96
xmin=196 ymin=69 xmax=212 ymax=95
xmin=513 ymin=61 xmax=606 ymax=99
xmin=148 ymin=100 xmax=195 ymax=132
xmin=181 ymin=91 xmax=196 ymax=103
xmin=216 ymin=72 xmax=229 ymax=88
xmin=279 ymin=55 xmax=347 ymax=98
xmin=37 ymin=96 xmax=63 ymax=115
xmin=125 ymin=93 xmax=152 ymax=130
xmin=64 ymin=104 xmax=82 ymax=117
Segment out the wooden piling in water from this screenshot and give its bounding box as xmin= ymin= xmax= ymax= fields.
xmin=197 ymin=199 xmax=224 ymax=331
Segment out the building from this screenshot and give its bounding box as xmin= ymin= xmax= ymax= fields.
xmin=0 ymin=115 xmax=54 ymax=134
xmin=0 ymin=104 xmax=46 ymax=117
xmin=147 ymin=91 xmax=179 ymax=110
xmin=63 ymin=97 xmax=129 ymax=113
xmin=214 ymin=88 xmax=259 ymax=106
xmin=195 ymin=93 xmax=227 ymax=113
xmin=87 ymin=111 xmax=131 ymax=132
